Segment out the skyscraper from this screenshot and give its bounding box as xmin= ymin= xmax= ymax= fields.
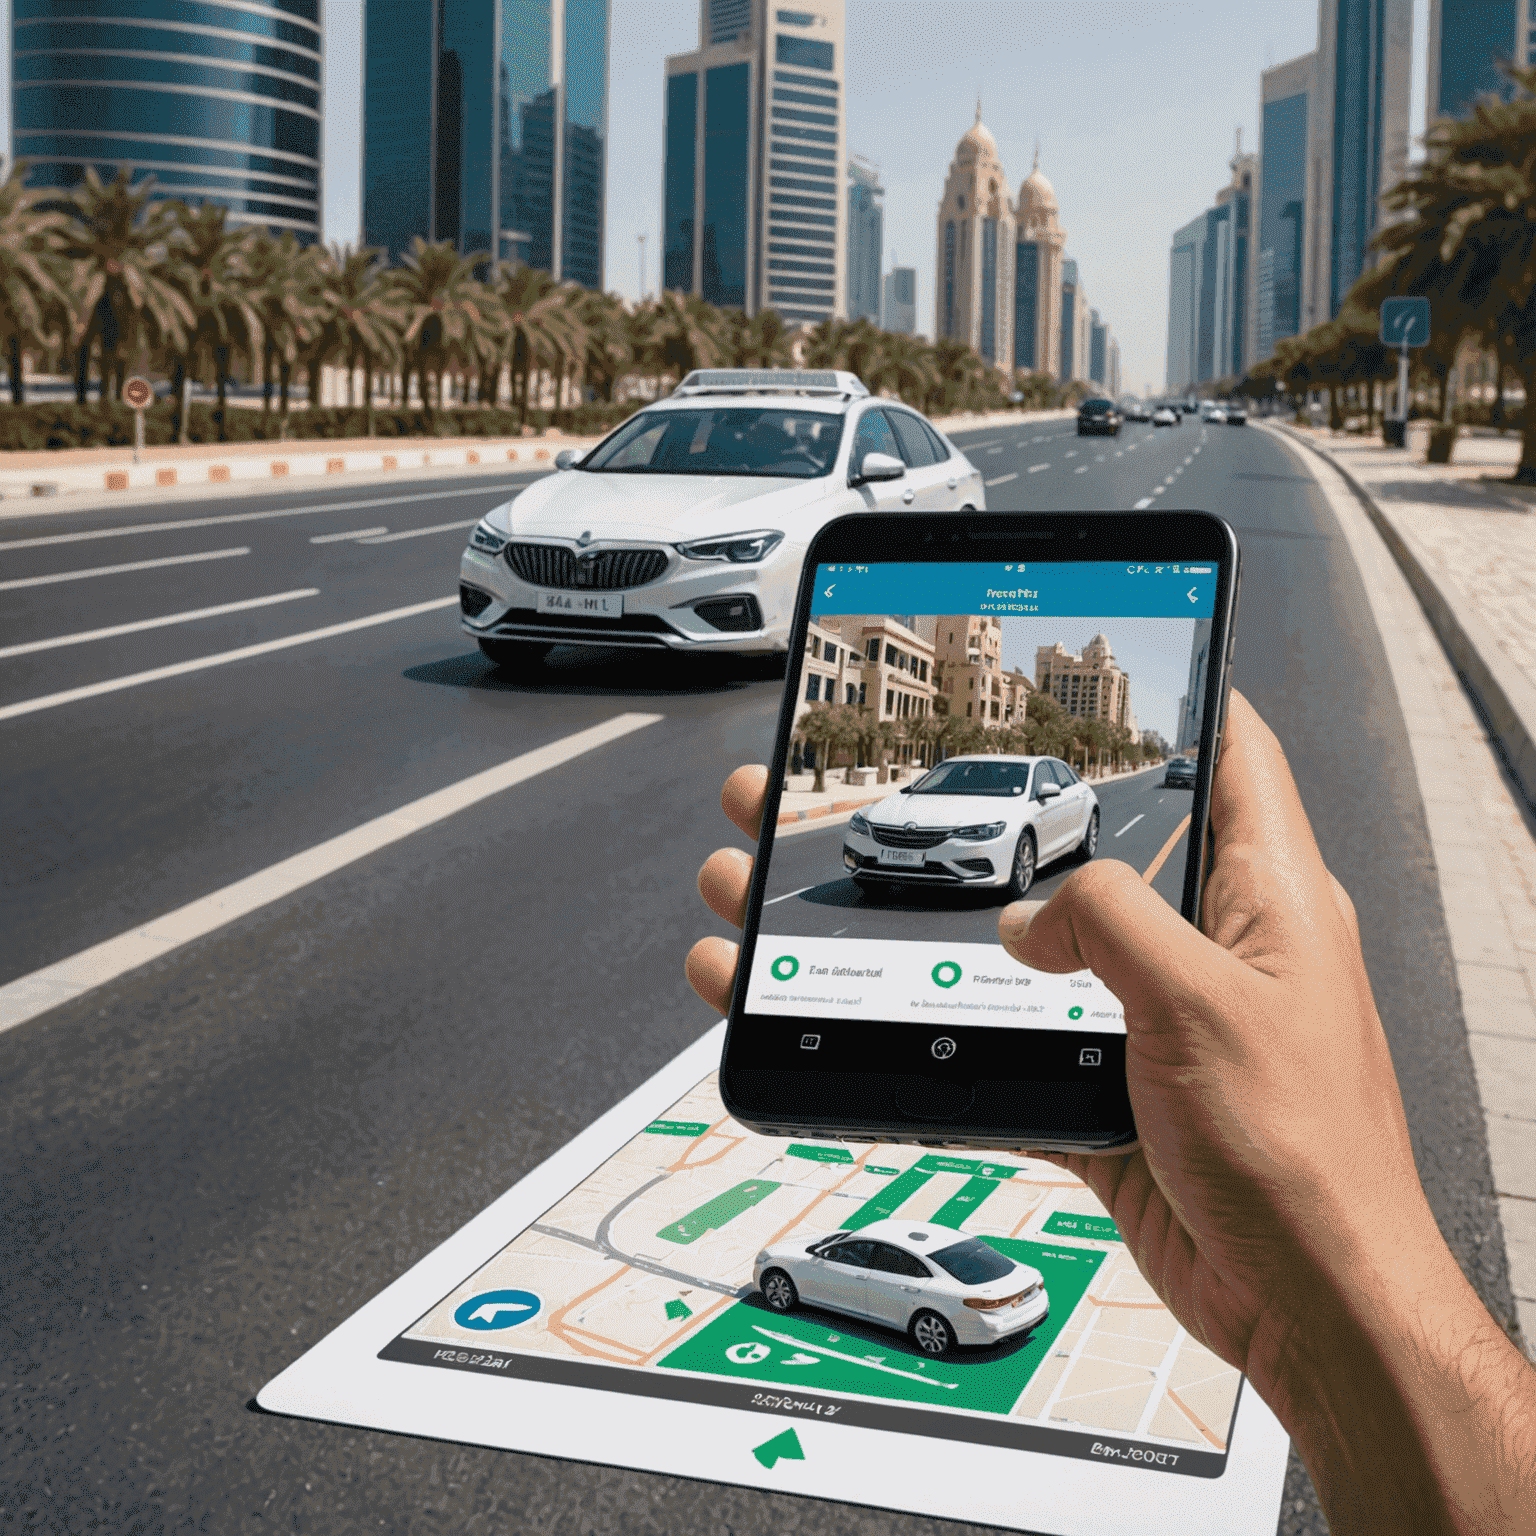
xmin=362 ymin=0 xmax=609 ymax=284
xmin=846 ymin=156 xmax=883 ymax=322
xmin=1305 ymin=0 xmax=1412 ymax=326
xmin=1253 ymin=51 xmax=1314 ymax=363
xmin=1089 ymin=310 xmax=1107 ymax=387
xmin=1165 ymin=149 xmax=1252 ymax=390
xmin=11 ymin=0 xmax=322 ymax=238
xmin=882 ymin=265 xmax=917 ymax=333
xmin=1014 ymin=150 xmax=1066 ymax=378
xmin=1427 ymin=0 xmax=1527 ymax=120
xmin=662 ymin=0 xmax=847 ymax=321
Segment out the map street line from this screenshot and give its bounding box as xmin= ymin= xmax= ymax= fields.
xmin=751 ymin=1326 xmax=959 ymax=1389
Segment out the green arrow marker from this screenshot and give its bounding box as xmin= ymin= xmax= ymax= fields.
xmin=752 ymin=1428 xmax=805 ymax=1469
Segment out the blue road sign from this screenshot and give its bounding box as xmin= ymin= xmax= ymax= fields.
xmin=454 ymin=1288 xmax=542 ymax=1331
xmin=1381 ymin=296 xmax=1430 ymax=348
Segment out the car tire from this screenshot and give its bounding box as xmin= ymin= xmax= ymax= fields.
xmin=478 ymin=637 xmax=552 ymax=671
xmin=909 ymin=1309 xmax=956 ymax=1357
xmin=760 ymin=1268 xmax=798 ymax=1313
xmin=1076 ymin=807 xmax=1099 ymax=861
xmin=1004 ymin=828 xmax=1036 ymax=901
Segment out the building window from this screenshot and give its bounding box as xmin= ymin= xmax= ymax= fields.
xmin=885 ymin=688 xmax=895 ymax=714
xmin=810 ymin=635 xmax=820 ymax=658
xmin=662 ymin=72 xmax=698 ymax=291
xmin=846 ymin=683 xmax=857 ymax=704
xmin=858 ymin=682 xmax=866 ymax=706
xmin=980 ymin=216 xmax=997 ymax=361
xmin=919 ymin=660 xmax=928 ymax=681
xmin=825 ymin=643 xmax=837 ymax=664
xmin=775 ymin=34 xmax=834 ymax=70
xmin=702 ymin=63 xmax=750 ymax=308
xmin=805 ymin=674 xmax=821 ymax=702
xmin=943 ymin=221 xmax=956 ymax=338
xmin=967 ymin=702 xmax=973 ymax=717
xmin=865 ymin=637 xmax=879 ymax=661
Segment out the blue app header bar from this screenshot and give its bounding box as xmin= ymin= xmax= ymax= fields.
xmin=813 ymin=561 xmax=1218 ymax=619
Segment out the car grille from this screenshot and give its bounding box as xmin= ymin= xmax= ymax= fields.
xmin=505 ymin=543 xmax=668 ymax=591
xmin=870 ymin=825 xmax=951 ymax=850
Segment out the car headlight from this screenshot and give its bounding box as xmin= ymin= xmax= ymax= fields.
xmin=848 ymin=811 xmax=871 ymax=835
xmin=469 ymin=517 xmax=508 ymax=555
xmin=950 ymin=822 xmax=1007 ymax=841
xmin=676 ymin=530 xmax=785 ymax=564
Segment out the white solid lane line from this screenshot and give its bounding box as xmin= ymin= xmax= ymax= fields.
xmin=985 ymin=472 xmax=1018 ymax=487
xmin=0 ymin=546 xmax=249 ymax=591
xmin=1028 ymin=463 xmax=1050 ymax=473
xmin=764 ymin=885 xmax=816 ymax=906
xmin=360 ymin=518 xmax=478 ymax=544
xmin=0 ymin=482 xmax=528 ymax=552
xmin=1074 ymin=465 xmax=1088 ymax=474
xmin=0 ymin=595 xmax=456 ymax=723
xmin=986 ymin=446 xmax=1004 ymax=454
xmin=0 ymin=588 xmax=320 ymax=660
xmin=310 ymin=526 xmax=387 ymax=543
xmin=1133 ymin=497 xmax=1153 ymax=509
xmin=1115 ymin=813 xmax=1145 ymax=837
xmin=0 ymin=711 xmax=664 ymax=1033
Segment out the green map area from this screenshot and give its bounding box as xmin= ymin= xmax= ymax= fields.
xmin=659 ymin=1239 xmax=1105 ymax=1415
xmin=844 ymin=1152 xmax=1019 ymax=1231
xmin=1042 ymin=1211 xmax=1121 ymax=1241
xmin=787 ymin=1144 xmax=854 ymax=1164
xmin=644 ymin=1120 xmax=711 ymax=1138
xmin=656 ymin=1179 xmax=780 ymax=1245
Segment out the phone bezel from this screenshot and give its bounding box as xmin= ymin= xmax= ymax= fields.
xmin=719 ymin=508 xmax=1241 ymax=1150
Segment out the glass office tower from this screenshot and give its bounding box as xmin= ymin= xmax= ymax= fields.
xmin=846 ymin=156 xmax=882 ymax=322
xmin=11 ymin=0 xmax=322 ymax=238
xmin=363 ymin=0 xmax=608 ymax=284
xmin=1014 ymin=241 xmax=1039 ymax=369
xmin=1060 ymin=259 xmax=1078 ymax=383
xmin=1428 ymin=0 xmax=1522 ymax=120
xmin=1255 ymin=53 xmax=1312 ymax=362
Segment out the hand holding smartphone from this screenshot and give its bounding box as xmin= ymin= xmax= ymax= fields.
xmin=718 ymin=509 xmax=1240 ymax=1150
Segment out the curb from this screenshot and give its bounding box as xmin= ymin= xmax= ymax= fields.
xmin=1271 ymin=422 xmax=1536 ymax=807
xmin=777 ymin=789 xmax=888 ymax=827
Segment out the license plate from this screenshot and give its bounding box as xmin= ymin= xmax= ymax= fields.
xmin=536 ymin=589 xmax=623 ymax=617
xmin=877 ymin=846 xmax=925 ymax=867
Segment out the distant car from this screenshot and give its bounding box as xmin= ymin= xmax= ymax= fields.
xmin=1151 ymin=404 xmax=1179 ymax=427
xmin=1181 ymin=399 xmax=1200 ymax=415
xmin=1200 ymin=403 xmax=1227 ymax=424
xmin=842 ymin=754 xmax=1099 ymax=900
xmin=1123 ymin=399 xmax=1151 ymax=422
xmin=754 ymin=1219 xmax=1050 ymax=1357
xmin=1162 ymin=756 xmax=1197 ymax=788
xmin=1223 ymin=401 xmax=1248 ymax=425
xmin=1076 ymin=397 xmax=1122 ymax=436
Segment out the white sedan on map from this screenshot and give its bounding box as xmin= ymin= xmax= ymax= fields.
xmin=843 ymin=755 xmax=1099 ymax=900
xmin=753 ymin=1220 xmax=1049 ymax=1356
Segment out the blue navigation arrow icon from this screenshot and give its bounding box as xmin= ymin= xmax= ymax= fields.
xmin=454 ymin=1288 xmax=541 ymax=1331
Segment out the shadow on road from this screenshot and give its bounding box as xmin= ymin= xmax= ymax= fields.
xmin=790 ymin=876 xmax=1008 ymax=914
xmin=404 ymin=646 xmax=787 ymax=697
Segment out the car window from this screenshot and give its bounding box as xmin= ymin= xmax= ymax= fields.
xmin=910 ymin=760 xmax=1030 ymax=797
xmin=929 ymin=1236 xmax=1017 ymax=1285
xmin=1033 ymin=761 xmax=1060 ymax=796
xmin=868 ymin=1244 xmax=931 ymax=1278
xmin=582 ymin=407 xmax=844 ymax=478
xmin=920 ymin=421 xmax=952 ymax=462
xmin=885 ymin=410 xmax=938 ymax=468
xmin=1054 ymin=759 xmax=1079 ymax=785
xmin=850 ymin=408 xmax=902 ymax=470
xmin=822 ymin=1239 xmax=875 ymax=1268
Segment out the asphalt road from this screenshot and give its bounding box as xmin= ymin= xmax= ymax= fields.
xmin=0 ymin=417 xmax=1515 ymax=1536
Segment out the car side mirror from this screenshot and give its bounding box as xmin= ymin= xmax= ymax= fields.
xmin=1037 ymin=781 xmax=1062 ymax=800
xmin=897 ymin=783 xmax=912 ymax=793
xmin=554 ymin=449 xmax=581 ymax=470
xmin=851 ymin=450 xmax=905 ymax=486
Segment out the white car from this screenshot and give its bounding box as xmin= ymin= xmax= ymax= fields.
xmin=1200 ymin=403 xmax=1227 ymax=424
xmin=754 ymin=1219 xmax=1050 ymax=1356
xmin=842 ymin=754 xmax=1098 ymax=900
xmin=1223 ymin=401 xmax=1248 ymax=425
xmin=1150 ymin=404 xmax=1179 ymax=426
xmin=459 ymin=370 xmax=986 ymax=668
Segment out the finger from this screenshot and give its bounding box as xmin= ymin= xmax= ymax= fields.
xmin=722 ymin=765 xmax=769 ymax=843
xmin=698 ymin=846 xmax=753 ymax=930
xmin=685 ymin=935 xmax=739 ymax=1014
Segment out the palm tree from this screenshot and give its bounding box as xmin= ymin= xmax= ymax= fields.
xmin=492 ymin=263 xmax=583 ymax=421
xmin=389 ymin=238 xmax=496 ymax=424
xmin=865 ymin=330 xmax=935 ymax=407
xmin=720 ymin=306 xmax=796 ymax=369
xmin=58 ymin=167 xmax=191 ymax=404
xmin=165 ymin=202 xmax=263 ymax=441
xmin=0 ymin=163 xmax=69 ymax=404
xmin=644 ymin=289 xmax=723 ymax=390
xmin=574 ymin=287 xmax=633 ymax=405
xmin=321 ymin=244 xmax=405 ymax=434
xmin=247 ymin=228 xmax=320 ymax=427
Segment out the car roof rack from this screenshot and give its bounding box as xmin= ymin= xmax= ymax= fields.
xmin=672 ymin=368 xmax=869 ymax=400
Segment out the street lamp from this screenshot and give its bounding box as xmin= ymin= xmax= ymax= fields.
xmin=637 ymin=233 xmax=647 ymax=302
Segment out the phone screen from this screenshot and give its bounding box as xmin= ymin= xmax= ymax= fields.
xmin=744 ymin=558 xmax=1219 ymax=1040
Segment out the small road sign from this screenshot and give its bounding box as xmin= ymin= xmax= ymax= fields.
xmin=1380 ymin=296 xmax=1431 ymax=348
xmin=122 ymin=376 xmax=155 ymax=410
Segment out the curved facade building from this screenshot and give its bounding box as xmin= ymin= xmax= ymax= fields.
xmin=11 ymin=0 xmax=322 ymax=238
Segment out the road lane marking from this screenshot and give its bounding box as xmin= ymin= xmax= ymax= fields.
xmin=1184 ymin=456 xmax=1193 ymax=465
xmin=1142 ymin=814 xmax=1192 ymax=885
xmin=1126 ymin=443 xmax=1138 ymax=451
xmin=1152 ymin=486 xmax=1166 ymax=495
xmin=1133 ymin=497 xmax=1154 ymax=509
xmin=1114 ymin=813 xmax=1145 ymax=837
xmin=0 ymin=546 xmax=249 ymax=591
xmin=0 ymin=711 xmax=664 ymax=1033
xmin=0 ymin=595 xmax=457 ymax=723
xmin=0 ymin=482 xmax=528 ymax=552
xmin=1028 ymin=463 xmax=1050 ymax=473
xmin=1063 ymin=450 xmax=1076 ymax=458
xmin=1115 ymin=451 xmax=1124 ymax=457
xmin=986 ymin=446 xmax=1004 ymax=455
xmin=1075 ymin=465 xmax=1088 ymax=474
xmin=985 ymin=472 xmax=1018 ymax=487
xmin=310 ymin=526 xmax=387 ymax=543
xmin=764 ymin=885 xmax=816 ymax=905
xmin=360 ymin=518 xmax=478 ymax=544
xmin=0 ymin=588 xmax=320 ymax=659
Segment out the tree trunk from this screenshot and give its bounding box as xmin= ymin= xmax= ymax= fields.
xmin=278 ymin=361 xmax=291 ymax=418
xmin=1516 ymin=361 xmax=1536 ymax=483
xmin=262 ymin=342 xmax=274 ymax=419
xmin=214 ymin=345 xmax=229 ymax=440
xmin=9 ymin=336 xmax=24 ymax=405
xmin=1327 ymin=385 xmax=1342 ymax=431
xmin=74 ymin=338 xmax=91 ymax=405
xmin=363 ymin=350 xmax=375 ymax=438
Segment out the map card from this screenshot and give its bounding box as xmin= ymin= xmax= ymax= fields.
xmin=258 ymin=1023 xmax=1289 ymax=1534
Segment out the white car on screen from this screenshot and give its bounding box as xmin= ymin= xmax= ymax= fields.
xmin=754 ymin=1219 xmax=1049 ymax=1356
xmin=458 ymin=370 xmax=986 ymax=669
xmin=842 ymin=754 xmax=1099 ymax=901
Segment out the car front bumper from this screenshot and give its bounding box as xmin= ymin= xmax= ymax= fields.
xmin=458 ymin=539 xmax=798 ymax=653
xmin=842 ymin=825 xmax=1016 ymax=887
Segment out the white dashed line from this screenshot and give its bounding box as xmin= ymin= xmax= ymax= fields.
xmin=1074 ymin=465 xmax=1088 ymax=474
xmin=360 ymin=518 xmax=478 ymax=544
xmin=1133 ymin=497 xmax=1154 ymax=509
xmin=310 ymin=526 xmax=387 ymax=543
xmin=986 ymin=446 xmax=1004 ymax=455
xmin=1028 ymin=463 xmax=1050 ymax=474
xmin=1115 ymin=814 xmax=1145 ymax=837
xmin=764 ymin=885 xmax=816 ymax=906
xmin=0 ymin=546 xmax=249 ymax=591
xmin=985 ymin=472 xmax=1018 ymax=487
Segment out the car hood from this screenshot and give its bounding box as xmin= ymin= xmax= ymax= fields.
xmin=865 ymin=792 xmax=1029 ymax=828
xmin=490 ymin=471 xmax=839 ymax=544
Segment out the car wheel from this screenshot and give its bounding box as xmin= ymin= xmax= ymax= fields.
xmin=909 ymin=1309 xmax=956 ymax=1357
xmin=479 ymin=638 xmax=552 ymax=671
xmin=1076 ymin=807 xmax=1099 ymax=861
xmin=760 ymin=1268 xmax=798 ymax=1313
xmin=1004 ymin=828 xmax=1036 ymax=901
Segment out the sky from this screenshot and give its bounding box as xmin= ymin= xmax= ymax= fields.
xmin=0 ymin=0 xmax=1432 ymax=393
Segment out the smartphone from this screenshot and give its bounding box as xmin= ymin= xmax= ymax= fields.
xmin=719 ymin=509 xmax=1240 ymax=1150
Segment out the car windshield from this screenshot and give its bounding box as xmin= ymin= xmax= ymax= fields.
xmin=1082 ymin=399 xmax=1112 ymax=411
xmin=908 ymin=760 xmax=1032 ymax=797
xmin=581 ymin=407 xmax=844 ymax=478
xmin=930 ymin=1236 xmax=1016 ymax=1285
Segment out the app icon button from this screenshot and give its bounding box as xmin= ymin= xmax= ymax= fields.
xmin=1079 ymin=1047 xmax=1101 ymax=1066
xmin=454 ymin=1288 xmax=541 ymax=1331
xmin=770 ymin=955 xmax=799 ymax=981
xmin=930 ymin=1036 xmax=958 ymax=1060
xmin=931 ymin=960 xmax=962 ymax=989
xmin=799 ymin=1034 xmax=821 ymax=1050
xmin=1067 ymin=1005 xmax=1084 ymax=1020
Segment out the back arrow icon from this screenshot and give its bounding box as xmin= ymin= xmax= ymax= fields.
xmin=1187 ymin=586 xmax=1199 ymax=603
xmin=823 ymin=584 xmax=835 ymax=597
